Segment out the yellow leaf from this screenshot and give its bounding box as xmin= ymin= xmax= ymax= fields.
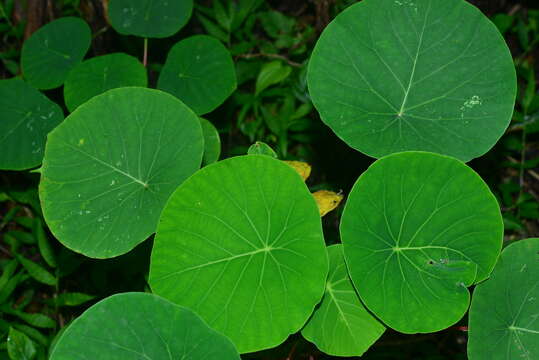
xmin=283 ymin=161 xmax=312 ymax=181
xmin=312 ymin=190 xmax=343 ymax=217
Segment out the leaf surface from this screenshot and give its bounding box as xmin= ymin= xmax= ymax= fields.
xmin=40 ymin=87 xmax=203 ymax=258
xmin=150 ymin=155 xmax=328 ymax=352
xmin=340 ymin=151 xmax=503 ymax=333
xmin=302 ymin=245 xmax=385 ymax=356
xmin=21 ymin=17 xmax=91 ymax=90
xmin=468 ymin=238 xmax=539 ymax=360
xmin=308 ymin=0 xmax=516 ymax=161
xmin=49 ymin=292 xmax=240 ymax=360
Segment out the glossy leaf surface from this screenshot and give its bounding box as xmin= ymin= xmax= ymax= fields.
xmin=150 ymin=155 xmax=328 ymax=353
xmin=50 ymin=292 xmax=240 ymax=360
xmin=308 ymin=0 xmax=516 ymax=161
xmin=0 ymin=79 xmax=63 ymax=170
xmin=341 ymin=151 xmax=503 ymax=333
xmin=302 ymin=245 xmax=385 ymax=356
xmin=64 ymin=53 xmax=147 ymax=112
xmin=40 ymin=87 xmax=203 ymax=258
xmin=468 ymin=238 xmax=539 ymax=360
xmin=108 ymin=0 xmax=193 ymax=38
xmin=158 ymin=35 xmax=237 ymax=115
xmin=21 ymin=17 xmax=91 ymax=90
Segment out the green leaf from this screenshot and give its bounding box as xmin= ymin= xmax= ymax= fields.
xmin=492 ymin=14 xmax=514 ymax=35
xmin=0 ymin=260 xmax=18 ymax=292
xmin=196 ymin=13 xmax=230 ymax=43
xmin=5 ymin=231 xmax=34 ymax=245
xmin=49 ymin=292 xmax=95 ymax=307
xmin=213 ymin=0 xmax=231 ymax=32
xmin=340 ymin=151 xmax=503 ymax=333
xmin=308 ymin=0 xmax=516 ymax=161
xmin=11 ymin=325 xmax=47 ymax=347
xmin=16 ymin=255 xmax=56 ymax=286
xmin=200 ymin=118 xmax=221 ymax=166
xmin=255 ymin=61 xmax=292 ymax=96
xmin=21 ymin=17 xmax=91 ymax=90
xmin=302 ymin=245 xmax=385 ymax=357
xmin=64 ymin=53 xmax=147 ymax=112
xmin=0 ymin=79 xmax=64 ymax=170
xmin=468 ymin=238 xmax=539 ymax=360
xmin=158 ymin=35 xmax=237 ymax=115
xmin=49 ymin=293 xmax=240 ymax=359
xmin=1 ymin=307 xmax=55 ymax=329
xmin=247 ymin=141 xmax=278 ymax=158
xmin=150 ymin=155 xmax=328 ymax=353
xmin=39 ymin=87 xmax=204 ymax=259
xmin=7 ymin=327 xmax=36 ymax=360
xmin=108 ymin=0 xmax=193 ymax=38
xmin=0 ymin=272 xmax=25 ymax=304
xmin=34 ymin=219 xmax=56 ymax=268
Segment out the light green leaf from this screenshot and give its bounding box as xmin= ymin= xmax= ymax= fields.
xmin=49 ymin=293 xmax=240 ymax=360
xmin=64 ymin=53 xmax=147 ymax=112
xmin=340 ymin=151 xmax=503 ymax=333
xmin=200 ymin=118 xmax=221 ymax=166
xmin=247 ymin=141 xmax=278 ymax=158
xmin=255 ymin=61 xmax=292 ymax=96
xmin=39 ymin=87 xmax=204 ymax=258
xmin=7 ymin=327 xmax=36 ymax=360
xmin=302 ymin=244 xmax=385 ymax=357
xmin=0 ymin=79 xmax=63 ymax=170
xmin=108 ymin=0 xmax=193 ymax=38
xmin=308 ymin=0 xmax=516 ymax=161
xmin=21 ymin=17 xmax=91 ymax=90
xmin=50 ymin=292 xmax=95 ymax=307
xmin=158 ymin=35 xmax=237 ymax=115
xmin=34 ymin=218 xmax=56 ymax=268
xmin=150 ymin=155 xmax=328 ymax=353
xmin=468 ymin=238 xmax=539 ymax=360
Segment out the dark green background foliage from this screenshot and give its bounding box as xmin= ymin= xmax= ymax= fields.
xmin=0 ymin=0 xmax=538 ymax=359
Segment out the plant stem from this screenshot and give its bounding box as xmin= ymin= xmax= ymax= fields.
xmin=143 ymin=38 xmax=148 ymax=67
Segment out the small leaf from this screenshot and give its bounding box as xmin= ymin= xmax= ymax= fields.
xmin=16 ymin=255 xmax=57 ymax=286
xmin=34 ymin=218 xmax=56 ymax=268
xmin=196 ymin=13 xmax=230 ymax=43
xmin=200 ymin=118 xmax=221 ymax=166
xmin=7 ymin=327 xmax=36 ymax=360
xmin=49 ymin=292 xmax=95 ymax=307
xmin=255 ymin=61 xmax=292 ymax=96
xmin=247 ymin=141 xmax=278 ymax=158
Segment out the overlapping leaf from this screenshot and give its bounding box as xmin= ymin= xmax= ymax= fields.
xmin=150 ymin=155 xmax=328 ymax=353
xmin=341 ymin=151 xmax=503 ymax=333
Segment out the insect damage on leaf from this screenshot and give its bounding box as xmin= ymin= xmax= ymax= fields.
xmin=312 ymin=190 xmax=343 ymax=217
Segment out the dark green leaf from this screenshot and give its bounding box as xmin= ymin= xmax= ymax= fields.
xmin=7 ymin=327 xmax=36 ymax=360
xmin=16 ymin=256 xmax=56 ymax=286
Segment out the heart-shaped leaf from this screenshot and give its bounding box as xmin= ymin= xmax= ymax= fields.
xmin=308 ymin=0 xmax=516 ymax=161
xmin=64 ymin=53 xmax=147 ymax=112
xmin=158 ymin=35 xmax=237 ymax=115
xmin=468 ymin=238 xmax=539 ymax=360
xmin=49 ymin=292 xmax=240 ymax=360
xmin=0 ymin=79 xmax=63 ymax=170
xmin=108 ymin=0 xmax=193 ymax=38
xmin=149 ymin=155 xmax=328 ymax=353
xmin=340 ymin=151 xmax=503 ymax=333
xmin=302 ymin=244 xmax=385 ymax=357
xmin=39 ymin=87 xmax=203 ymax=258
xmin=21 ymin=17 xmax=91 ymax=90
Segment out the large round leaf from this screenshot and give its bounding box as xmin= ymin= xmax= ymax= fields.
xmin=49 ymin=292 xmax=240 ymax=360
xmin=149 ymin=155 xmax=328 ymax=353
xmin=340 ymin=151 xmax=503 ymax=333
xmin=0 ymin=79 xmax=63 ymax=170
xmin=200 ymin=118 xmax=221 ymax=166
xmin=468 ymin=238 xmax=539 ymax=360
xmin=308 ymin=0 xmax=516 ymax=161
xmin=64 ymin=53 xmax=147 ymax=112
xmin=39 ymin=87 xmax=203 ymax=259
xmin=21 ymin=17 xmax=91 ymax=90
xmin=108 ymin=0 xmax=193 ymax=38
xmin=157 ymin=35 xmax=237 ymax=115
xmin=302 ymin=244 xmax=385 ymax=357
